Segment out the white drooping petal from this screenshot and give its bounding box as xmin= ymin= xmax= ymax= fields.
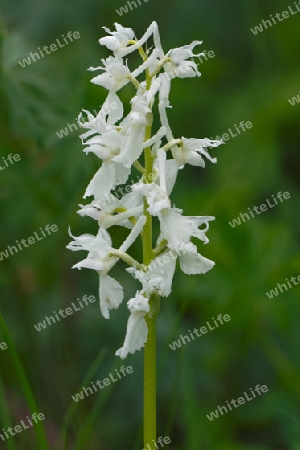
xmin=103 ymin=91 xmax=124 ymax=124
xmin=158 ymin=81 xmax=174 ymax=142
xmin=99 ymin=273 xmax=124 ymax=319
xmin=115 ymin=313 xmax=148 ymax=359
xmin=157 ymin=148 xmax=167 ymax=192
xmin=164 ymin=159 xmax=179 ymax=195
xmin=115 ymin=292 xmax=150 ymax=359
xmin=73 ymin=258 xmax=105 ymax=271
xmin=178 ymin=244 xmax=215 ymax=275
xmin=84 ymin=163 xmax=115 ymax=199
xmin=84 ymin=162 xmax=130 ymax=200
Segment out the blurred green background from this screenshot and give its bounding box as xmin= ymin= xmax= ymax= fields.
xmin=0 ymin=0 xmax=299 ymax=448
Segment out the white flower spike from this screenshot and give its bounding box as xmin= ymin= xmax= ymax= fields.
xmin=67 ymin=22 xmax=222 ymax=358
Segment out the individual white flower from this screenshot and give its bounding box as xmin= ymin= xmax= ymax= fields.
xmin=99 ymin=23 xmax=135 ymax=56
xmin=67 ymin=228 xmax=122 ymax=318
xmin=171 ymin=137 xmax=222 ymax=167
xmin=159 ymin=208 xmax=215 ymax=248
xmin=157 ymin=210 xmax=215 ymax=275
xmin=129 ymin=251 xmax=177 ymax=297
xmin=165 ymin=41 xmax=203 ymax=78
xmin=67 ymin=216 xmax=146 ymax=319
xmin=90 ymin=56 xmax=131 ymax=92
xmin=115 ymin=292 xmax=150 ymax=359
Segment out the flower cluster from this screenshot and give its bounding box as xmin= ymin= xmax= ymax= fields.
xmin=67 ymin=22 xmax=222 ymax=359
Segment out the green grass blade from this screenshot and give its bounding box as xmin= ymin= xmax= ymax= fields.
xmin=0 ymin=310 xmax=49 ymax=450
xmin=0 ymin=372 xmax=17 ymax=450
xmin=55 ymin=348 xmax=107 ymax=449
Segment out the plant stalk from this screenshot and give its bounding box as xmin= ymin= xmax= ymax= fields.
xmin=142 ymin=116 xmax=157 ymax=448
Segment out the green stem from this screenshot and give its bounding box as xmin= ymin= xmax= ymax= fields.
xmin=144 ymin=315 xmax=156 ymax=447
xmin=142 ymin=115 xmax=157 ymax=447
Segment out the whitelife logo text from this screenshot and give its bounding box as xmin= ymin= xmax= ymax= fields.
xmin=0 ymin=224 xmax=58 ymax=261
xmin=71 ymin=366 xmax=133 ymax=402
xmin=18 ymin=31 xmax=81 ymax=68
xmin=228 ymin=191 xmax=290 ymax=228
xmin=169 ymin=314 xmax=231 ymax=351
xmin=206 ymin=384 xmax=269 ymax=421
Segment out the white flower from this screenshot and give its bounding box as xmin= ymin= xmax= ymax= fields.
xmin=130 ymin=251 xmax=177 ymax=297
xmin=115 ymin=292 xmax=150 ymax=359
xmin=157 ymin=210 xmax=215 ymax=275
xmin=90 ymin=56 xmax=131 ymax=92
xmin=165 ymin=41 xmax=203 ymax=79
xmin=172 ymin=138 xmax=222 ymax=167
xmin=67 ymin=216 xmax=146 ymax=319
xmin=159 ymin=209 xmax=215 ymax=248
xmin=99 ymin=23 xmax=135 ymax=56
xmin=67 ymin=228 xmax=122 ymax=318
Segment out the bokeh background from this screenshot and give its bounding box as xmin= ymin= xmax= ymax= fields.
xmin=0 ymin=0 xmax=299 ymax=448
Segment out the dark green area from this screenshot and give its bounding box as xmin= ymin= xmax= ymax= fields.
xmin=0 ymin=0 xmax=299 ymax=448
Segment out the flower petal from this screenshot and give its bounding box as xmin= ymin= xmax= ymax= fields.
xmin=115 ymin=312 xmax=148 ymax=359
xmin=179 ymin=245 xmax=215 ymax=275
xmin=99 ymin=273 xmax=124 ymax=319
